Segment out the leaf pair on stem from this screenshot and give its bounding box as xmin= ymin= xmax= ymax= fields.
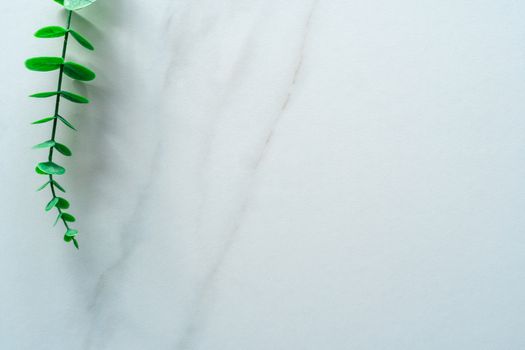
xmin=35 ymin=26 xmax=94 ymax=50
xmin=26 ymin=57 xmax=95 ymax=81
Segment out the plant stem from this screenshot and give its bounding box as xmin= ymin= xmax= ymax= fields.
xmin=49 ymin=10 xmax=72 ymax=159
xmin=48 ymin=10 xmax=73 ymax=232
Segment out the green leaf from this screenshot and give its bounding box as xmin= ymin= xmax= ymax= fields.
xmin=60 ymin=91 xmax=89 ymax=104
xmin=35 ymin=26 xmax=67 ymax=38
xmin=65 ymin=0 xmax=97 ymax=11
xmin=32 ymin=91 xmax=89 ymax=103
xmin=54 ymin=213 xmax=62 ymax=226
xmin=57 ymin=214 xmax=77 ymax=236
xmin=37 ymin=161 xmax=65 ymax=175
xmin=45 ymin=197 xmax=59 ymax=211
xmin=72 ymin=238 xmax=79 ymax=249
xmin=54 ymin=0 xmax=64 ymax=5
xmin=52 ymin=180 xmax=66 ymax=193
xmin=54 ymin=143 xmax=72 ymax=156
xmin=65 ymin=228 xmax=78 ymax=237
xmin=35 ymin=166 xmax=47 ymax=175
xmin=61 ymin=213 xmax=76 ymax=222
xmin=33 ymin=140 xmax=56 ymax=149
xmin=69 ymin=30 xmax=94 ymax=51
xmin=63 ymin=62 xmax=96 ymax=81
xmin=25 ymin=57 xmax=64 ymax=72
xmin=57 ymin=115 xmax=77 ymax=131
xmin=31 ymin=116 xmax=56 ymax=125
xmin=36 ymin=181 xmax=51 ymax=191
xmin=64 ymin=234 xmax=73 ymax=242
xmin=56 ymin=197 xmax=70 ymax=209
xmin=30 ymin=91 xmax=59 ymax=99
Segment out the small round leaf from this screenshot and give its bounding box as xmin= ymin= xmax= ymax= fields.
xmin=52 ymin=180 xmax=66 ymax=193
xmin=57 ymin=115 xmax=77 ymax=131
xmin=32 ymin=116 xmax=56 ymax=125
xmin=69 ymin=30 xmax=94 ymax=51
xmin=25 ymin=57 xmax=64 ymax=72
xmin=60 ymin=91 xmax=89 ymax=104
xmin=54 ymin=143 xmax=72 ymax=156
xmin=37 ymin=161 xmax=65 ymax=175
xmin=63 ymin=62 xmax=96 ymax=81
xmin=36 ymin=181 xmax=51 ymax=192
xmin=33 ymin=140 xmax=56 ymax=149
xmin=35 ymin=166 xmax=47 ymax=175
xmin=61 ymin=213 xmax=76 ymax=222
xmin=56 ymin=197 xmax=70 ymax=209
xmin=65 ymin=0 xmax=97 ymax=11
xmin=30 ymin=91 xmax=59 ymax=99
xmin=35 ymin=26 xmax=67 ymax=38
xmin=45 ymin=197 xmax=60 ymax=211
xmin=65 ymin=229 xmax=78 ymax=237
xmin=53 ymin=213 xmax=62 ymax=227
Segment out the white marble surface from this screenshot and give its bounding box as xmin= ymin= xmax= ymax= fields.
xmin=1 ymin=0 xmax=525 ymax=349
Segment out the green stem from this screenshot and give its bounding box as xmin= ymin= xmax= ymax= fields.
xmin=49 ymin=10 xmax=72 ymax=158
xmin=48 ymin=10 xmax=73 ymax=232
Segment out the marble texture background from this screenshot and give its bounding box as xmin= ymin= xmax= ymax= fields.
xmin=1 ymin=0 xmax=525 ymax=349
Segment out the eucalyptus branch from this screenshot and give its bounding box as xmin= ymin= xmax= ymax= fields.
xmin=26 ymin=0 xmax=98 ymax=249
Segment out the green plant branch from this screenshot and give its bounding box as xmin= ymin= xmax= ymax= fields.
xmin=27 ymin=1 xmax=97 ymax=248
xmin=27 ymin=2 xmax=97 ymax=249
xmin=47 ymin=10 xmax=78 ymax=248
